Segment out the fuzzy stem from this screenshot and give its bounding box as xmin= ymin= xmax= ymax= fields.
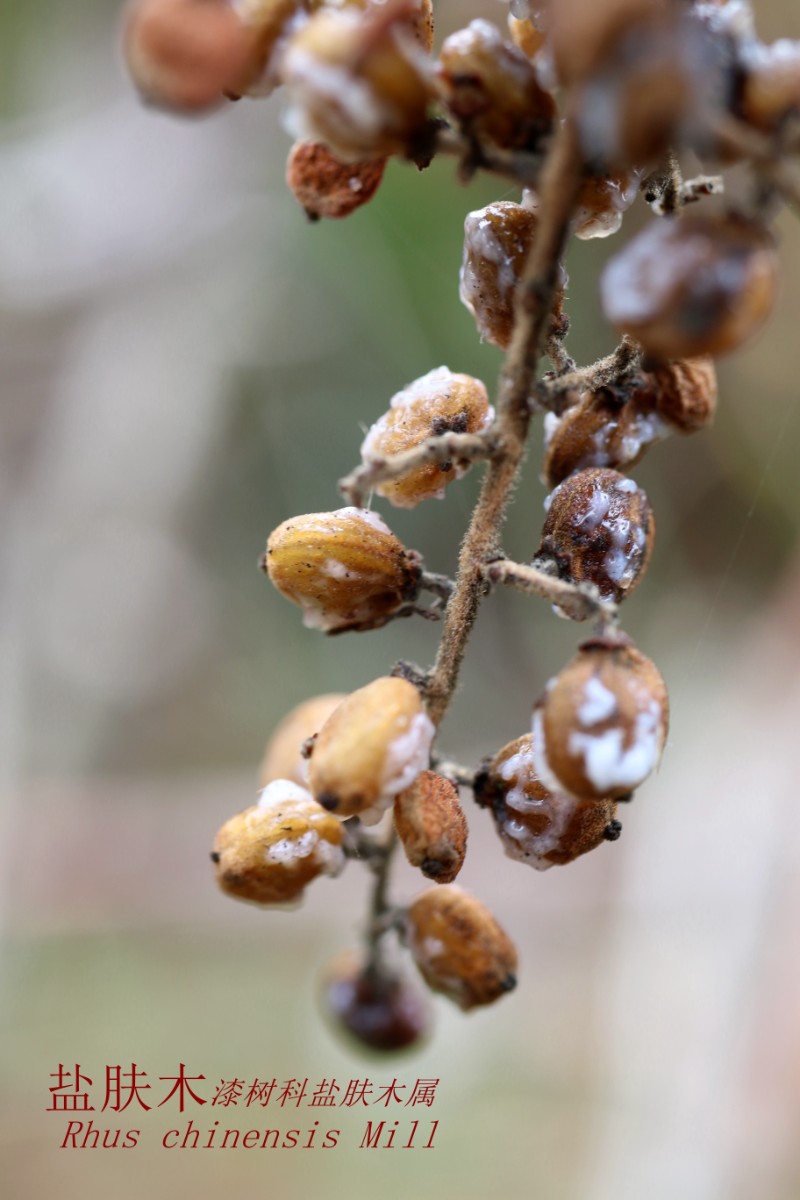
xmin=424 ymin=119 xmax=584 ymax=726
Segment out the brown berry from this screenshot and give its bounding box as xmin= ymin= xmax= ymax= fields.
xmin=740 ymin=40 xmax=800 ymax=133
xmin=600 ymin=214 xmax=779 ymax=360
xmin=460 ymin=202 xmax=563 ymax=350
xmin=394 ymin=771 xmax=468 ymax=883
xmin=507 ymin=14 xmax=546 ymax=61
xmin=228 ymin=0 xmax=301 ymax=97
xmin=123 ymin=0 xmax=254 ymax=113
xmin=536 ymin=468 xmax=655 ymax=606
xmin=308 ymin=677 xmax=435 ymax=822
xmin=263 ymin=507 xmax=421 ymax=633
xmin=532 ymin=638 xmax=669 ymax=801
xmin=436 ymin=20 xmax=555 ymax=151
xmin=360 ymin=367 xmax=494 ymax=508
xmin=645 ymin=356 xmax=718 ymax=433
xmin=212 ymin=781 xmax=345 ymax=906
xmin=475 ymin=734 xmax=618 ymax=868
xmin=258 ymin=693 xmax=347 ymax=788
xmin=321 ymin=951 xmax=431 ymax=1053
xmin=281 ymin=4 xmax=434 ymax=162
xmin=405 ymin=886 xmax=518 ymax=1010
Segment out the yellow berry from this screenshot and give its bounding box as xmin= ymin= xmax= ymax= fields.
xmin=258 ymin=693 xmax=347 ymax=788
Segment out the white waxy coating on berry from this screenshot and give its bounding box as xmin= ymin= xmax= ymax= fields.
xmin=381 ymin=711 xmax=436 ymax=796
xmin=283 ymin=40 xmax=393 ymax=146
xmin=461 ymin=207 xmax=523 ymax=307
xmin=258 ymin=779 xmax=315 ymax=808
xmin=568 ymin=698 xmax=665 ymax=793
xmin=265 ymin=830 xmax=319 ymax=864
xmin=334 ymin=506 xmax=392 ymax=535
xmin=530 ymin=703 xmax=567 ymax=796
xmin=577 ymin=677 xmax=618 ymax=727
xmin=492 ymin=741 xmax=577 ymax=870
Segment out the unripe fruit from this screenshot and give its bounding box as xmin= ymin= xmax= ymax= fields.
xmin=123 ymin=0 xmax=254 ymax=113
xmin=281 ymin=5 xmax=434 ymax=162
xmin=405 ymin=886 xmax=518 ymax=1010
xmin=263 ymin=507 xmax=421 ymax=633
xmin=532 ymin=638 xmax=669 ymax=801
xmin=600 ymin=214 xmax=779 ymax=360
xmin=394 ymin=771 xmax=468 ymax=883
xmin=321 ymin=950 xmax=431 ymax=1053
xmin=212 ymin=781 xmax=345 ymax=905
xmin=461 ymin=202 xmax=564 ymax=350
xmin=286 ymin=141 xmax=387 ymax=220
xmin=258 ymin=693 xmax=347 ymax=788
xmin=474 ymin=734 xmax=617 ymax=869
xmin=536 ymin=468 xmax=655 ymax=606
xmin=308 ymin=676 xmax=435 ymax=822
xmin=360 ymin=366 xmax=494 ymax=508
xmin=436 ymin=20 xmax=555 ymax=151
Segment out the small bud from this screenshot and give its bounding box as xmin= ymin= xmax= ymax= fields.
xmin=286 ymin=141 xmax=386 ymax=219
xmin=263 ymin=507 xmax=421 ymax=633
xmin=532 ymin=638 xmax=669 ymax=801
xmin=536 ymin=468 xmax=655 ymax=606
xmin=436 ymin=20 xmax=555 ymax=151
xmin=600 ymin=214 xmax=779 ymax=360
xmin=258 ymin=693 xmax=347 ymax=788
xmin=308 ymin=676 xmax=435 ymax=822
xmin=360 ymin=366 xmax=494 ymax=508
xmin=474 ymin=734 xmax=617 ymax=869
xmin=405 ymin=886 xmax=518 ymax=1010
xmin=461 ymin=201 xmax=564 ymax=350
xmin=212 ymin=781 xmax=345 ymax=906
xmin=281 ymin=4 xmax=434 ymax=162
xmin=394 ymin=770 xmax=468 ymax=883
xmin=321 ymin=950 xmax=431 ymax=1053
xmin=123 ymin=0 xmax=254 ymax=113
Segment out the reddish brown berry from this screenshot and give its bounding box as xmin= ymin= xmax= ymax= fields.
xmin=436 ymin=20 xmax=555 ymax=151
xmin=394 ymin=771 xmax=468 ymax=883
xmin=536 ymin=468 xmax=655 ymax=606
xmin=405 ymin=886 xmax=518 ymax=1010
xmin=360 ymin=367 xmax=494 ymax=508
xmin=123 ymin=0 xmax=254 ymax=113
xmin=600 ymin=214 xmax=778 ymax=360
xmin=475 ymin=734 xmax=618 ymax=869
xmin=263 ymin=507 xmax=421 ymax=633
xmin=212 ymin=781 xmax=345 ymax=906
xmin=258 ymin=693 xmax=347 ymax=788
xmin=286 ymin=141 xmax=387 ymax=219
xmin=740 ymin=40 xmax=800 ymax=133
xmin=321 ymin=951 xmax=431 ymax=1053
xmin=532 ymin=638 xmax=669 ymax=801
xmin=308 ymin=677 xmax=435 ymax=823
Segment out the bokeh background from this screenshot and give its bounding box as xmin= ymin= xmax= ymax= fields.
xmin=4 ymin=1 xmax=800 ymax=1197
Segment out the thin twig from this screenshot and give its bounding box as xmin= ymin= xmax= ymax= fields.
xmin=482 ymin=557 xmax=618 ymax=625
xmin=535 ymin=336 xmax=642 ymax=412
xmin=338 ymin=432 xmax=493 ymax=508
xmin=424 ymin=118 xmax=585 ymax=726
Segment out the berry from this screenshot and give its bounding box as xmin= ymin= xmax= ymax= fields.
xmin=532 ymin=638 xmax=669 ymax=801
xmin=405 ymin=886 xmax=518 ymax=1010
xmin=308 ymin=676 xmax=435 ymax=822
xmin=212 ymin=781 xmax=345 ymax=906
xmin=394 ymin=770 xmax=468 ymax=883
xmin=263 ymin=506 xmax=421 ymax=633
xmin=600 ymin=213 xmax=779 ymax=360
xmin=474 ymin=734 xmax=617 ymax=869
xmin=321 ymin=951 xmax=431 ymax=1053
xmin=258 ymin=693 xmax=347 ymax=788
xmin=536 ymin=468 xmax=655 ymax=606
xmin=286 ymin=141 xmax=386 ymax=220
xmin=360 ymin=366 xmax=494 ymax=508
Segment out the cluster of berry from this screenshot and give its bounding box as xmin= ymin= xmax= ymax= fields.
xmin=123 ymin=0 xmax=800 ymax=1052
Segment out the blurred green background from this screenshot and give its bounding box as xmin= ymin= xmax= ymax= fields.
xmin=4 ymin=2 xmax=800 ymax=1198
